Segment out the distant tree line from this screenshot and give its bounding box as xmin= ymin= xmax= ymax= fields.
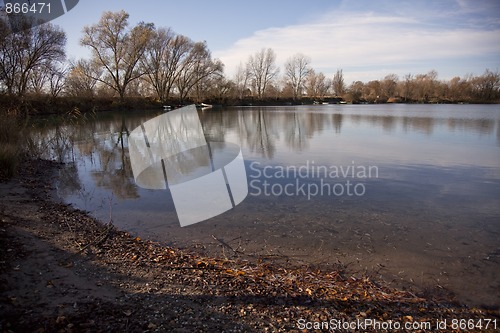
xmin=1 ymin=10 xmax=499 ymax=109
xmin=344 ymin=69 xmax=500 ymax=104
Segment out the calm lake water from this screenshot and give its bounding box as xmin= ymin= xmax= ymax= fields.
xmin=34 ymin=104 xmax=499 ymax=308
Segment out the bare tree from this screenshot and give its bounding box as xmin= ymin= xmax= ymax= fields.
xmin=284 ymin=53 xmax=311 ymax=100
xmin=316 ymin=73 xmax=332 ymax=99
xmin=48 ymin=63 xmax=67 ymax=98
xmin=414 ymin=70 xmax=438 ymax=102
xmin=65 ymin=59 xmax=102 ymax=97
xmin=365 ymin=80 xmax=382 ymax=102
xmin=29 ymin=63 xmax=49 ymax=94
xmin=233 ymin=62 xmax=250 ymax=99
xmin=141 ymin=28 xmax=193 ymax=102
xmin=27 ymin=61 xmax=66 ymax=97
xmin=306 ymin=70 xmax=331 ymax=99
xmin=141 ymin=27 xmax=175 ymax=101
xmin=0 ymin=18 xmax=66 ymax=96
xmin=470 ymin=69 xmax=500 ymax=101
xmin=347 ymin=80 xmax=364 ymax=102
xmin=381 ymin=74 xmax=398 ymax=99
xmin=447 ymin=76 xmax=465 ymax=102
xmin=175 ymin=41 xmax=223 ymax=102
xmin=205 ymin=75 xmax=233 ymax=102
xmin=81 ymin=11 xmax=154 ymax=100
xmin=332 ymin=69 xmax=345 ymax=97
xmin=246 ymin=48 xmax=279 ymax=99
xmin=401 ymin=73 xmax=414 ymax=102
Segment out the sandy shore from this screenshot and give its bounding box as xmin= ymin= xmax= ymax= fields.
xmin=0 ymin=159 xmax=497 ymax=332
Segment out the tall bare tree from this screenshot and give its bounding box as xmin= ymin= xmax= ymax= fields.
xmin=81 ymin=11 xmax=153 ymax=100
xmin=175 ymin=41 xmax=223 ymax=102
xmin=141 ymin=28 xmax=193 ymax=102
xmin=284 ymin=53 xmax=311 ymax=100
xmin=332 ymin=69 xmax=345 ymax=97
xmin=401 ymin=73 xmax=414 ymax=102
xmin=233 ymin=62 xmax=250 ymax=99
xmin=246 ymin=48 xmax=279 ymax=99
xmin=0 ymin=18 xmax=66 ymax=96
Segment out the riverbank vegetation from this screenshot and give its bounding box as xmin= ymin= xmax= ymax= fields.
xmin=0 ymin=10 xmax=499 ymax=118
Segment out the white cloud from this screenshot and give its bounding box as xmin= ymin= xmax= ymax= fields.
xmin=214 ymin=9 xmax=500 ymax=82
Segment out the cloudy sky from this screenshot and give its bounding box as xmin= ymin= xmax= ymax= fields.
xmin=9 ymin=0 xmax=500 ymax=83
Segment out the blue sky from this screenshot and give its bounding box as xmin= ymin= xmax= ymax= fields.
xmin=6 ymin=0 xmax=500 ymax=83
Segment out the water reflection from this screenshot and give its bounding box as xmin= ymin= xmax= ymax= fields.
xmin=33 ymin=105 xmax=499 ymax=224
xmin=199 ymin=106 xmax=499 ymax=170
xmin=240 ymin=109 xmax=276 ymax=158
xmin=127 ymin=106 xmax=248 ymax=226
xmin=51 ymin=111 xmax=166 ymax=201
xmin=31 ymin=104 xmax=500 ymax=307
xmin=47 ymin=104 xmax=500 ymax=208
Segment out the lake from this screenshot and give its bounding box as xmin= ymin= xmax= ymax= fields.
xmin=34 ymin=104 xmax=500 ymax=308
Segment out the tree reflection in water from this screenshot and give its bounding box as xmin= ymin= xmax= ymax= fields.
xmin=89 ymin=115 xmax=138 ymax=200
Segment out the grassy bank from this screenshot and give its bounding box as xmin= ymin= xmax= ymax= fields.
xmin=0 ymin=94 xmax=165 ymax=116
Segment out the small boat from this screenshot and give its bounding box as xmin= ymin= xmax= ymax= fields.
xmin=163 ymin=105 xmax=172 ymax=111
xmin=196 ymin=103 xmax=212 ymax=108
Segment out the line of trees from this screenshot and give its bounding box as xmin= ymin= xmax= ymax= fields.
xmin=74 ymin=10 xmax=224 ymax=103
xmin=1 ymin=10 xmax=499 ymax=106
xmin=344 ymin=70 xmax=500 ymax=104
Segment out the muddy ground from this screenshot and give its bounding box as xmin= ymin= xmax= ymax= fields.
xmin=0 ymin=159 xmax=498 ymax=332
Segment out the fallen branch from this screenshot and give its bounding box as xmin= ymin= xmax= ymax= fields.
xmin=211 ymin=234 xmax=244 ymax=255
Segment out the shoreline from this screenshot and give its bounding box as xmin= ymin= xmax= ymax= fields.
xmin=1 ymin=94 xmax=499 ymax=118
xmin=0 ymin=159 xmax=498 ymax=332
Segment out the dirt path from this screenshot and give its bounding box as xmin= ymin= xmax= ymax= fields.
xmin=0 ymin=159 xmax=497 ymax=332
